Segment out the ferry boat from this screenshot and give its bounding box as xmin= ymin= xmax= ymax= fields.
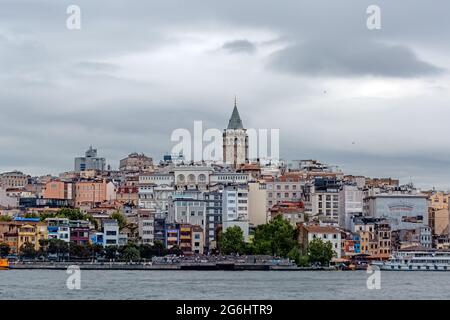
xmin=0 ymin=259 xmax=9 ymax=270
xmin=372 ymin=249 xmax=450 ymax=271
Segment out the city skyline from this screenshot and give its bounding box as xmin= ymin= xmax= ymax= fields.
xmin=1 ymin=1 xmax=450 ymax=189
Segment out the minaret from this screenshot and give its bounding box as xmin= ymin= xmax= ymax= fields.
xmin=223 ymin=97 xmax=248 ymax=168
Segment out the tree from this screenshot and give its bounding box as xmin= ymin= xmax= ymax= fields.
xmin=0 ymin=215 xmax=12 ymax=222
xmin=166 ymin=245 xmax=182 ymax=256
xmin=48 ymin=239 xmax=69 ymax=261
xmin=57 ymin=208 xmax=85 ymax=221
xmin=0 ymin=243 xmax=10 ymax=257
xmin=20 ymin=242 xmax=37 ymax=259
xmin=253 ymin=215 xmax=297 ymax=257
xmin=69 ymin=243 xmax=91 ymax=259
xmin=111 ymin=212 xmax=127 ymax=230
xmin=307 ymin=238 xmax=334 ymax=266
xmin=90 ymin=244 xmax=104 ymax=260
xmin=121 ymin=245 xmax=140 ymax=261
xmin=105 ymin=245 xmax=119 ymax=260
xmin=287 ymin=247 xmax=309 ymax=267
xmin=218 ymin=226 xmax=245 ymax=255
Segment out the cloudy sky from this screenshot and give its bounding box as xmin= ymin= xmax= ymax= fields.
xmin=1 ymin=0 xmax=450 ymax=190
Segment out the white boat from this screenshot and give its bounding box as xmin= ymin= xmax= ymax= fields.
xmin=372 ymin=249 xmax=450 ymax=271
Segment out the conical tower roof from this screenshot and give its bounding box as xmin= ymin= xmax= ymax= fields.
xmin=227 ymin=98 xmax=244 ymax=129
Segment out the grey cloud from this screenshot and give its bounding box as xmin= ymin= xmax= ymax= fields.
xmin=222 ymin=39 xmax=256 ymax=54
xmin=76 ymin=61 xmax=120 ymax=72
xmin=1 ymin=0 xmax=450 ymax=188
xmin=269 ymin=40 xmax=445 ymax=78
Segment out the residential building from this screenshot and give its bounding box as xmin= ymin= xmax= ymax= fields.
xmin=165 ymin=224 xmax=179 ymax=249
xmin=74 ymin=180 xmax=116 ymax=207
xmin=0 ymin=187 xmax=19 ymax=208
xmin=338 ymin=184 xmax=363 ymax=231
xmin=46 ymin=218 xmax=70 ymax=242
xmin=306 ymin=177 xmax=341 ymax=221
xmin=179 ymin=224 xmax=192 ymax=255
xmin=204 ymin=191 xmax=222 ymax=250
xmin=168 ymin=194 xmax=206 ymax=231
xmin=269 ymin=201 xmax=305 ymax=227
xmin=43 ymin=180 xmax=73 ymax=200
xmin=0 ymin=171 xmax=29 ymax=188
xmin=119 ymin=152 xmax=153 ymax=173
xmin=265 ymin=173 xmax=304 ymax=210
xmin=69 ymin=220 xmax=90 ymax=245
xmin=191 ymin=225 xmax=204 ymax=254
xmin=17 ymin=223 xmax=48 ymax=251
xmin=248 ymin=181 xmax=267 ymax=226
xmin=222 ymin=184 xmax=249 ymax=241
xmin=102 ymin=219 xmax=119 ymax=246
xmin=298 ymin=224 xmax=342 ymax=259
xmin=138 ymin=209 xmax=155 ymax=245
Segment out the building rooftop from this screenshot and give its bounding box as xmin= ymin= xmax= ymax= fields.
xmin=227 ymin=99 xmax=244 ymax=130
xmin=302 ymin=224 xmax=339 ymax=234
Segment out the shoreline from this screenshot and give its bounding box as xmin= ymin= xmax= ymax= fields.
xmin=7 ymin=262 xmax=336 ymax=271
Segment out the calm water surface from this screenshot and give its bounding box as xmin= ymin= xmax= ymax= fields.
xmin=1 ymin=270 xmax=449 ymax=299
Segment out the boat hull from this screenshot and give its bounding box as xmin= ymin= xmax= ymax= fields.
xmin=376 ymin=263 xmax=450 ymax=271
xmin=0 ymin=259 xmax=9 ymax=270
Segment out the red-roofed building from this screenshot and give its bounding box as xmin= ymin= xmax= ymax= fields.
xmin=269 ymin=201 xmax=305 ymax=227
xmin=298 ymin=224 xmax=342 ymax=259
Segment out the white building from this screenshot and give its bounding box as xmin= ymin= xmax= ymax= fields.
xmin=222 ymin=184 xmax=249 ymax=241
xmin=138 ymin=183 xmax=174 ymax=212
xmin=0 ymin=187 xmax=19 ymax=208
xmin=173 ymin=166 xmax=214 ymax=190
xmin=102 ymin=220 xmax=119 ymax=246
xmin=338 ymin=185 xmax=363 ymax=231
xmin=168 ymin=195 xmax=206 ymax=230
xmin=209 ymin=172 xmax=248 ymax=185
xmin=364 ymin=191 xmax=428 ymax=231
xmin=46 ymin=218 xmax=70 ymax=242
xmin=299 ymin=224 xmax=342 ymax=259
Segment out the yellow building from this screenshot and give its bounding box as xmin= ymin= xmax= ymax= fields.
xmin=17 ymin=223 xmax=48 ymax=251
xmin=428 ymin=192 xmax=449 ymax=210
xmin=427 ymin=192 xmax=450 ymax=236
xmin=358 ymin=231 xmax=370 ymax=254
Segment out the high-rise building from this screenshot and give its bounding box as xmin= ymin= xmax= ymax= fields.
xmin=74 ymin=146 xmax=106 ymax=172
xmin=223 ymin=99 xmax=248 ymax=168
